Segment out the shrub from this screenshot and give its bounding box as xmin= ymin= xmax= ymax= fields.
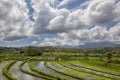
xmin=25 ymin=46 xmax=43 ymax=56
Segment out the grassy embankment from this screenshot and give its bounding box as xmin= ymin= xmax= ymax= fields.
xmin=51 ymin=61 xmax=113 ymax=80
xmin=45 ymin=61 xmax=85 ymax=80
xmin=28 ymin=62 xmax=67 ymax=80
xmin=68 ymin=60 xmax=120 ymax=76
xmin=19 ymin=61 xmax=54 ymax=80
xmin=2 ymin=61 xmax=17 ymax=80
xmin=58 ymin=61 xmax=117 ymax=80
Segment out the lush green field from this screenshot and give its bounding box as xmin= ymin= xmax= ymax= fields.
xmin=68 ymin=60 xmax=120 ymax=75
xmin=0 ymin=49 xmax=120 ymax=80
xmin=0 ymin=59 xmax=120 ymax=80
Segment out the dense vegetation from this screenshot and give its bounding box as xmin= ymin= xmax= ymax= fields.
xmin=25 ymin=46 xmax=43 ymax=56
xmin=0 ymin=46 xmax=120 ymax=54
xmin=0 ymin=46 xmax=120 ymax=64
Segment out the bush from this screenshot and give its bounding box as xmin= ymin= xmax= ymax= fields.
xmin=104 ymin=52 xmax=112 ymax=65
xmin=25 ymin=46 xmax=43 ymax=56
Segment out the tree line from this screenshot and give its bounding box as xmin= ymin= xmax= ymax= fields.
xmin=0 ymin=46 xmax=120 ymax=55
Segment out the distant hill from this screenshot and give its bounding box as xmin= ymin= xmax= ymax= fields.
xmin=62 ymin=42 xmax=120 ymax=48
xmin=77 ymin=42 xmax=120 ymax=48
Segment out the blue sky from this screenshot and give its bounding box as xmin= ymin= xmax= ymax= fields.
xmin=25 ymin=0 xmax=35 ymax=21
xmin=0 ymin=0 xmax=120 ymax=47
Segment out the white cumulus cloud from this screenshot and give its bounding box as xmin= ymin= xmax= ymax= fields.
xmin=0 ymin=0 xmax=120 ymax=46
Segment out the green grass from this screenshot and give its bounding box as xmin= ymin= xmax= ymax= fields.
xmin=45 ymin=62 xmax=80 ymax=80
xmin=19 ymin=61 xmax=53 ymax=80
xmin=46 ymin=61 xmax=85 ymax=80
xmin=58 ymin=62 xmax=117 ymax=80
xmin=69 ymin=60 xmax=120 ymax=76
xmin=28 ymin=62 xmax=66 ymax=80
xmin=45 ymin=61 xmax=75 ymax=80
xmin=1 ymin=52 xmax=120 ymax=61
xmin=2 ymin=61 xmax=17 ymax=80
xmin=57 ymin=62 xmax=115 ymax=80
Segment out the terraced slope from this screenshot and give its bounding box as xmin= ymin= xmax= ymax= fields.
xmin=67 ymin=62 xmax=120 ymax=80
xmin=58 ymin=62 xmax=116 ymax=80
xmin=32 ymin=61 xmax=73 ymax=80
xmin=46 ymin=61 xmax=85 ymax=80
xmin=28 ymin=62 xmax=61 ymax=80
xmin=2 ymin=61 xmax=17 ymax=80
xmin=47 ymin=61 xmax=116 ymax=80
xmin=20 ymin=62 xmax=53 ymax=80
xmin=0 ymin=61 xmax=8 ymax=80
xmin=1 ymin=60 xmax=120 ymax=80
xmin=10 ymin=61 xmax=41 ymax=80
xmin=68 ymin=60 xmax=120 ymax=77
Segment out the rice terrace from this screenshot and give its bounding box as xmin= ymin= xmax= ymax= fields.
xmin=0 ymin=0 xmax=120 ymax=80
xmin=0 ymin=46 xmax=120 ymax=80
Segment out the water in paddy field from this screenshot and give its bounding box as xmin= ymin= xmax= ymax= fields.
xmin=68 ymin=63 xmax=120 ymax=79
xmin=0 ymin=61 xmax=8 ymax=80
xmin=36 ymin=61 xmax=64 ymax=76
xmin=9 ymin=61 xmax=43 ymax=80
xmin=36 ymin=61 xmax=74 ymax=80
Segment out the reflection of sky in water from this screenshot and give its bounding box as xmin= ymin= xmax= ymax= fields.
xmin=9 ymin=62 xmax=43 ymax=80
xmin=36 ymin=61 xmax=60 ymax=74
xmin=36 ymin=61 xmax=72 ymax=80
xmin=36 ymin=61 xmax=45 ymax=70
xmin=48 ymin=62 xmax=63 ymax=71
xmin=0 ymin=61 xmax=8 ymax=80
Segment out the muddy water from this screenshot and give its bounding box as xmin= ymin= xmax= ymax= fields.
xmin=9 ymin=62 xmax=43 ymax=80
xmin=0 ymin=61 xmax=8 ymax=80
xmin=36 ymin=61 xmax=73 ymax=80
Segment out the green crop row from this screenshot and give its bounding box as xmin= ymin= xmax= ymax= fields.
xmin=58 ymin=62 xmax=116 ymax=80
xmin=69 ymin=60 xmax=120 ymax=76
xmin=45 ymin=61 xmax=84 ymax=80
xmin=28 ymin=62 xmax=67 ymax=80
xmin=2 ymin=61 xmax=17 ymax=80
xmin=19 ymin=61 xmax=53 ymax=80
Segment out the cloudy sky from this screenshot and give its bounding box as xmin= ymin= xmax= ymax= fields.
xmin=0 ymin=0 xmax=120 ymax=47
